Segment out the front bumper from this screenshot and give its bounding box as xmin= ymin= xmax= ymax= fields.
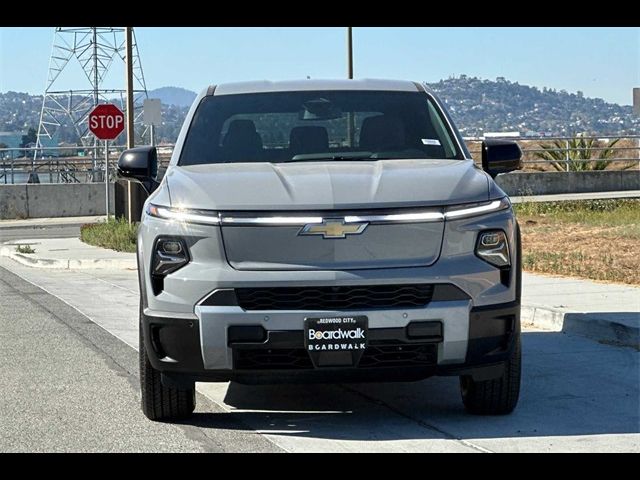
xmin=141 ymin=299 xmax=520 ymax=385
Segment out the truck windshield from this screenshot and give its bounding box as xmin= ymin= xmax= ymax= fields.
xmin=178 ymin=90 xmax=464 ymax=166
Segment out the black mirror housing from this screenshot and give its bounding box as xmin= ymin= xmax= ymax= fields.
xmin=117 ymin=146 xmax=159 ymax=193
xmin=481 ymin=139 xmax=522 ymax=178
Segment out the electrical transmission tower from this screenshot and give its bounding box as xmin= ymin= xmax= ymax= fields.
xmin=34 ymin=27 xmax=148 ymax=181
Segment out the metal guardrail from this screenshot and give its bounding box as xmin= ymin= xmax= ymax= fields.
xmin=0 ymin=145 xmax=175 ymax=184
xmin=464 ymin=135 xmax=640 ymax=170
xmin=1 ymin=134 xmax=638 ymax=184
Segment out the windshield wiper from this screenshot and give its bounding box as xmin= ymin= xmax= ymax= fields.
xmin=285 ymin=152 xmax=374 ymax=163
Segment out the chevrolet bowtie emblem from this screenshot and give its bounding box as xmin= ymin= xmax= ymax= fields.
xmin=299 ymin=220 xmax=368 ymax=239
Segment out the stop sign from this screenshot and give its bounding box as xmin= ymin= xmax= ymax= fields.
xmin=89 ymin=104 xmax=125 ymax=140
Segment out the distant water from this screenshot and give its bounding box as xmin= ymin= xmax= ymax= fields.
xmin=1 ymin=172 xmax=31 ymax=184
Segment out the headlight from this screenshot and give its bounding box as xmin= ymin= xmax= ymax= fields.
xmin=151 ymin=236 xmax=190 ymax=295
xmin=146 ymin=203 xmax=220 ymax=225
xmin=444 ymin=197 xmax=510 ymax=220
xmin=475 ymin=230 xmax=510 ymax=268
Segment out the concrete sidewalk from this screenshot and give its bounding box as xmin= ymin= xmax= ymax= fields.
xmin=1 ymin=236 xmax=638 ymax=347
xmin=0 ymin=237 xmax=136 ymax=270
xmin=522 ymin=273 xmax=639 ymax=347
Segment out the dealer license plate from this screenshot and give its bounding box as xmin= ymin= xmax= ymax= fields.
xmin=304 ymin=315 xmax=368 ymax=352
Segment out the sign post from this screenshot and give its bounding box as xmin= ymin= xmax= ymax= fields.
xmin=634 ymin=88 xmax=640 ymax=166
xmin=143 ymin=98 xmax=162 ymax=147
xmin=88 ymin=104 xmax=125 ymax=220
xmin=104 ymin=139 xmax=109 ymax=218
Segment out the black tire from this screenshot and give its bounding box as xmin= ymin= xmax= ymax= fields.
xmin=139 ymin=314 xmax=195 ymax=421
xmin=460 ymin=335 xmax=521 ymax=415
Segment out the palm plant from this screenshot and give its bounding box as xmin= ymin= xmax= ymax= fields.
xmin=534 ymin=137 xmax=621 ymax=171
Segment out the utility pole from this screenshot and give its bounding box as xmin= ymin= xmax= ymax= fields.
xmin=92 ymin=27 xmax=99 ymax=179
xmin=124 ymin=27 xmax=135 ymax=222
xmin=633 ymin=88 xmax=639 ymax=168
xmin=346 ymin=27 xmax=355 ymax=147
xmin=125 ymin=27 xmax=135 ymax=149
xmin=347 ymin=27 xmax=353 ymax=79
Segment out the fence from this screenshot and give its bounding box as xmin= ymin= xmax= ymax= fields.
xmin=0 ymin=145 xmax=175 ymax=185
xmin=464 ymin=135 xmax=640 ymax=172
xmin=1 ymin=135 xmax=639 ymax=184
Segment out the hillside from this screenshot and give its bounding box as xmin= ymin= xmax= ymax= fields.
xmin=1 ymin=77 xmax=637 ymax=145
xmin=147 ymin=87 xmax=196 ymax=108
xmin=426 ymin=75 xmax=637 ymax=136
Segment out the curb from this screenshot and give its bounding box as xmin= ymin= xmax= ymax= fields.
xmin=0 ymin=247 xmax=137 ymax=271
xmin=522 ymin=304 xmax=639 ymax=349
xmin=0 ymin=222 xmax=91 ymax=231
xmin=0 ymin=216 xmax=106 ymax=230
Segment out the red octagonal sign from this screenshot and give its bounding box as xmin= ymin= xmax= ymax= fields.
xmin=89 ymin=104 xmax=125 ymax=140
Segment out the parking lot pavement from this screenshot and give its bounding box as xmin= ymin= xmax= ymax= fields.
xmin=1 ymin=257 xmax=638 ymax=452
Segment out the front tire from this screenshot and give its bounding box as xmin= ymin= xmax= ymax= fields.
xmin=459 ymin=335 xmax=521 ymax=415
xmin=139 ymin=316 xmax=195 ymax=421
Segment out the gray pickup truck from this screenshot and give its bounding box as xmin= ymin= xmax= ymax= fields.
xmin=117 ymin=79 xmax=523 ymax=421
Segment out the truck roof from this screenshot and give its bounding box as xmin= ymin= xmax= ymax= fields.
xmin=211 ymin=79 xmax=423 ymax=96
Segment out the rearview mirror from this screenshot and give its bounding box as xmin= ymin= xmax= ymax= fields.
xmin=299 ymin=98 xmax=342 ymax=121
xmin=117 ymin=146 xmax=159 ymax=194
xmin=481 ymin=139 xmax=522 ymax=178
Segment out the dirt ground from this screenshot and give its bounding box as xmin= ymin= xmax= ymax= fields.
xmin=516 ymin=200 xmax=640 ymax=285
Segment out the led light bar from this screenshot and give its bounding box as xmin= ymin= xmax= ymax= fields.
xmin=146 ymin=197 xmax=510 ymax=227
xmin=221 ymin=216 xmax=323 ymax=225
xmin=344 ymin=211 xmax=444 ymax=223
xmin=444 ymin=198 xmax=510 ymax=220
xmin=146 ymin=204 xmax=221 ymax=225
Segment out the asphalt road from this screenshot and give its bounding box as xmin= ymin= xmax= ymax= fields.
xmin=0 ymin=259 xmax=638 ymax=452
xmin=0 ymin=266 xmax=280 ymax=452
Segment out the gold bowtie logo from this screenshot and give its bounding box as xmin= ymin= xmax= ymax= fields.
xmin=299 ymin=220 xmax=368 ymax=239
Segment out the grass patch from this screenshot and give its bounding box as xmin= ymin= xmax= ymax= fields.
xmin=80 ymin=217 xmax=138 ymax=253
xmin=16 ymin=245 xmax=35 ymax=254
xmin=515 ymin=199 xmax=640 ymax=284
xmin=514 ymin=199 xmax=640 ymax=230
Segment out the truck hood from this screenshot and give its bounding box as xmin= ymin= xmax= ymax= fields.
xmin=165 ymin=159 xmax=489 ymax=211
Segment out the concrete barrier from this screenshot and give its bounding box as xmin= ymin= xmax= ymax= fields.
xmin=496 ymin=170 xmax=639 ymax=196
xmin=0 ymin=183 xmax=114 ymax=219
xmin=0 ymin=185 xmax=28 ymax=219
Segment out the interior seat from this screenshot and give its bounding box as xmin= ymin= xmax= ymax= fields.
xmin=289 ymin=126 xmax=329 ymax=156
xmin=221 ymin=119 xmax=263 ymax=161
xmin=359 ymin=115 xmax=406 ymax=151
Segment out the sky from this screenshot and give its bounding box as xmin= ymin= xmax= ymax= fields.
xmin=0 ymin=27 xmax=638 ymax=105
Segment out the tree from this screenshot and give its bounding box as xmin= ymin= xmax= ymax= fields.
xmin=20 ymin=127 xmax=37 ymax=147
xmin=534 ymin=137 xmax=622 ymax=171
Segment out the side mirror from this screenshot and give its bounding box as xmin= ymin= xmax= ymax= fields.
xmin=481 ymin=139 xmax=522 ymax=178
xmin=117 ymin=146 xmax=159 ymax=194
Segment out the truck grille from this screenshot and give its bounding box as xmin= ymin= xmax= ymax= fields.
xmin=234 ymin=342 xmax=437 ymax=370
xmin=235 ymin=284 xmax=435 ymax=311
